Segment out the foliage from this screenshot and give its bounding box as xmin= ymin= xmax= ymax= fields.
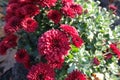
xmin=65 ymin=0 xmax=120 ymax=80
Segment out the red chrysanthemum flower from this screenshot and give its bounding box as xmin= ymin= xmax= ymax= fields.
xmin=38 ymin=29 xmax=70 ymax=68
xmin=93 ymin=57 xmax=100 ymax=66
xmin=15 ymin=8 xmax=26 ymax=18
xmin=38 ymin=29 xmax=70 ymax=56
xmin=15 ymin=49 xmax=31 ymax=69
xmin=4 ymin=16 xmax=22 ymax=35
xmin=60 ymin=24 xmax=79 ymax=36
xmin=38 ymin=0 xmax=57 ymax=8
xmin=0 ymin=34 xmax=18 ymax=55
xmin=61 ymin=6 xmax=76 ymax=18
xmin=16 ymin=4 xmax=40 ymax=18
xmin=72 ymin=35 xmax=83 ymax=48
xmin=4 ymin=25 xmax=18 ymax=36
xmin=21 ymin=17 xmax=38 ymax=33
xmin=70 ymin=4 xmax=83 ymax=15
xmin=108 ymin=4 xmax=117 ymax=11
xmin=6 ymin=3 xmax=20 ymax=15
xmin=47 ymin=10 xmax=62 ymax=24
xmin=1 ymin=34 xmax=17 ymax=48
xmin=61 ymin=0 xmax=74 ymax=6
xmin=15 ymin=49 xmax=30 ymax=64
xmin=3 ymin=34 xmax=18 ymax=48
xmin=65 ymin=70 xmax=87 ymax=80
xmin=110 ymin=43 xmax=120 ymax=58
xmin=7 ymin=16 xmax=22 ymax=26
xmin=61 ymin=3 xmax=83 ymax=18
xmin=27 ymin=63 xmax=55 ymax=80
xmin=104 ymin=53 xmax=113 ymax=60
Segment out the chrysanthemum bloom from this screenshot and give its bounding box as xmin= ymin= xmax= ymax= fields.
xmin=60 ymin=24 xmax=79 ymax=36
xmin=6 ymin=16 xmax=22 ymax=27
xmin=70 ymin=4 xmax=83 ymax=15
xmin=15 ymin=49 xmax=30 ymax=63
xmin=15 ymin=49 xmax=31 ymax=69
xmin=65 ymin=70 xmax=87 ymax=80
xmin=16 ymin=4 xmax=40 ymax=17
xmin=3 ymin=34 xmax=18 ymax=48
xmin=0 ymin=34 xmax=17 ymax=55
xmin=104 ymin=53 xmax=113 ymax=60
xmin=6 ymin=3 xmax=20 ymax=16
xmin=110 ymin=43 xmax=120 ymax=58
xmin=27 ymin=63 xmax=55 ymax=80
xmin=21 ymin=17 xmax=38 ymax=33
xmin=61 ymin=6 xmax=76 ymax=18
xmin=38 ymin=29 xmax=70 ymax=56
xmin=72 ymin=35 xmax=83 ymax=48
xmin=61 ymin=3 xmax=83 ymax=18
xmin=15 ymin=8 xmax=26 ymax=18
xmin=108 ymin=4 xmax=117 ymax=11
xmin=93 ymin=57 xmax=100 ymax=66
xmin=47 ymin=10 xmax=62 ymax=24
xmin=4 ymin=16 xmax=22 ymax=35
xmin=4 ymin=24 xmax=18 ymax=35
xmin=38 ymin=0 xmax=57 ymax=8
xmin=38 ymin=29 xmax=70 ymax=68
xmin=1 ymin=34 xmax=17 ymax=48
xmin=61 ymin=0 xmax=74 ymax=6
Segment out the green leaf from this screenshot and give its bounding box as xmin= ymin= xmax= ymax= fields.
xmin=71 ymin=45 xmax=79 ymax=53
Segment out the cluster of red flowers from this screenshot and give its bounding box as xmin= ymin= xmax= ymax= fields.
xmin=92 ymin=43 xmax=120 ymax=66
xmin=0 ymin=0 xmax=87 ymax=80
xmin=5 ymin=0 xmax=40 ymax=34
xmin=37 ymin=24 xmax=84 ymax=68
xmin=37 ymin=24 xmax=85 ymax=79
